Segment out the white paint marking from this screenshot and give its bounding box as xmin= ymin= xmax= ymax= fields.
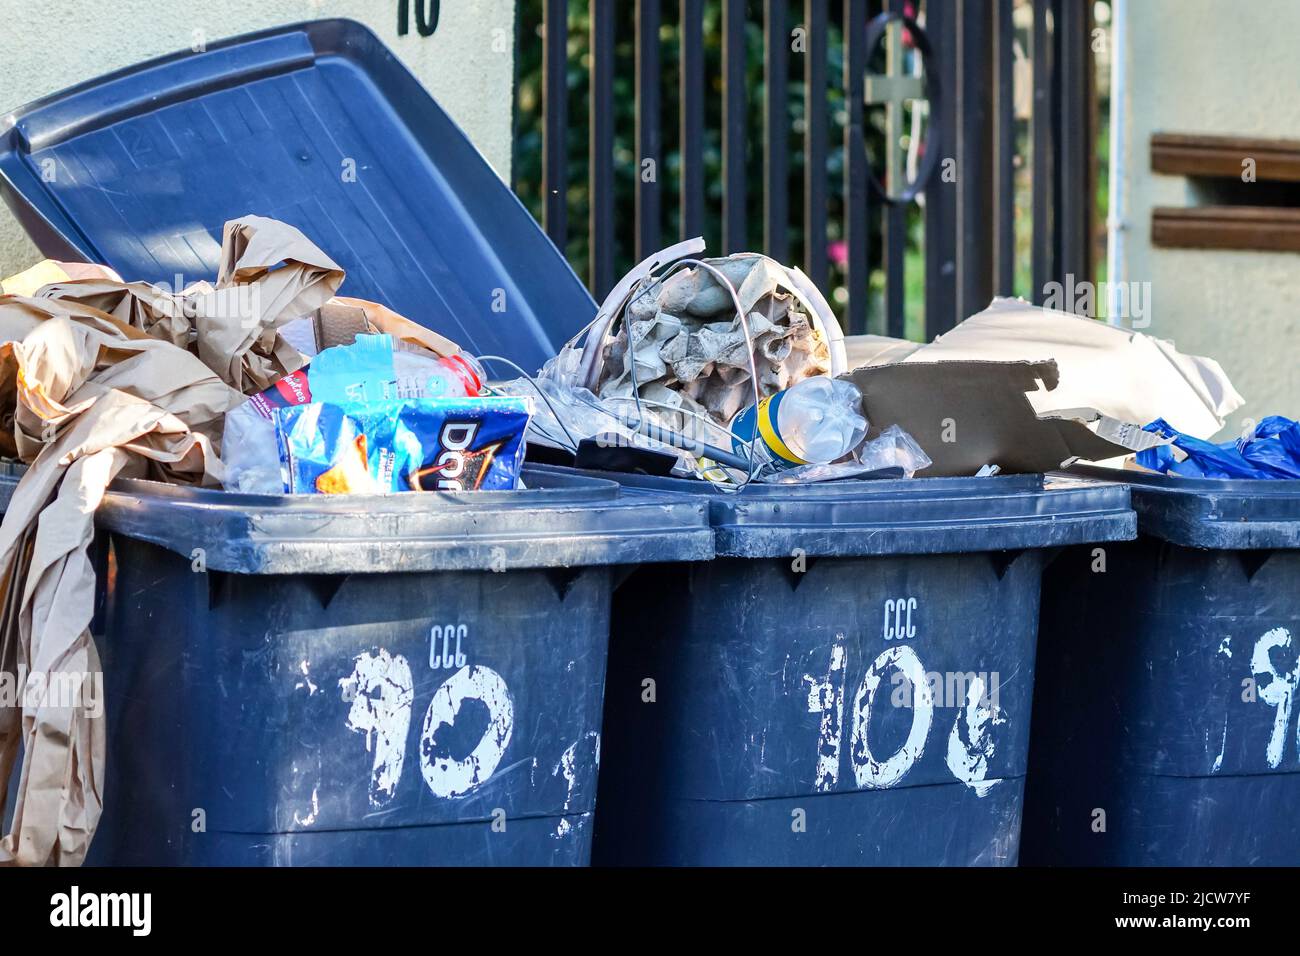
xmin=804 ymin=635 xmax=847 ymax=792
xmin=551 ymin=732 xmax=600 ymax=838
xmin=945 ymin=677 xmax=1006 ymax=797
xmin=1251 ymin=627 xmax=1298 ymax=769
xmin=1212 ymin=717 xmax=1229 ymax=774
xmin=293 ymin=787 xmax=320 ymax=827
xmin=850 ymin=644 xmax=933 ymax=789
xmin=295 ymin=659 xmax=318 ymax=696
xmin=340 ymin=649 xmax=415 ymax=806
xmin=419 ymin=665 xmax=515 ymax=798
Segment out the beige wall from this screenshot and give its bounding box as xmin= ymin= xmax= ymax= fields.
xmin=0 ymin=0 xmax=516 ymax=275
xmin=1117 ymin=0 xmax=1300 ymax=434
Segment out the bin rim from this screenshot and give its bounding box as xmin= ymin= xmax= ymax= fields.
xmin=0 ymin=461 xmax=715 ymax=573
xmin=1065 ymin=463 xmax=1300 ymax=495
xmin=550 ymin=465 xmax=1136 ymax=558
xmin=1062 ymin=464 xmax=1300 ymax=550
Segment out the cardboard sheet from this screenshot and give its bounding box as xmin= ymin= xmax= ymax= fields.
xmin=844 ymin=359 xmax=1168 ymax=477
xmin=844 ymin=297 xmax=1243 ymax=440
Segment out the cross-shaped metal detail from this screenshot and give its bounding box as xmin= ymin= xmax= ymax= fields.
xmin=864 ymin=20 xmax=927 ymax=201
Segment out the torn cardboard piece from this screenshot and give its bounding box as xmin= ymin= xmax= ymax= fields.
xmin=843 ymin=358 xmax=1168 ymax=477
xmin=329 ymin=296 xmax=461 ymax=358
xmin=844 ymin=333 xmax=924 ymax=370
xmin=844 ymin=297 xmax=1244 ymax=440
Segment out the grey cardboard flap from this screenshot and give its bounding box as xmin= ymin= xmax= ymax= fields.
xmin=844 ymin=359 xmax=1144 ymax=477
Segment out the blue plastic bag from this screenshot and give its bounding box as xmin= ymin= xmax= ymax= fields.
xmin=1137 ymin=416 xmax=1300 ymax=479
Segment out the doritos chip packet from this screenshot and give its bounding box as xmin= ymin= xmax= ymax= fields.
xmin=275 ymin=397 xmax=532 ymax=494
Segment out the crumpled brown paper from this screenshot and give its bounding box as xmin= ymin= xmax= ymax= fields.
xmin=0 ymin=215 xmax=342 ymax=866
xmin=0 ymin=303 xmax=238 ymax=866
xmin=0 ymin=261 xmax=123 ymax=297
xmin=35 ymin=215 xmax=343 ymax=395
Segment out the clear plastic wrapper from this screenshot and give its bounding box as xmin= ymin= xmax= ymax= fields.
xmin=761 ymin=425 xmax=932 ymax=483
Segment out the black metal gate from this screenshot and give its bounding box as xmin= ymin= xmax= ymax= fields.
xmin=512 ymin=0 xmax=1097 ymax=339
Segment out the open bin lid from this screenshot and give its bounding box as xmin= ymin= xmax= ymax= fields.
xmin=1065 ymin=464 xmax=1300 ymax=551
xmin=0 ymin=19 xmax=594 ymax=374
xmin=544 ymin=466 xmax=1135 ymax=558
xmin=0 ymin=463 xmax=712 ymax=573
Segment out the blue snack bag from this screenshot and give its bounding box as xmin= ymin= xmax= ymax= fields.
xmin=275 ymin=397 xmax=531 ymax=494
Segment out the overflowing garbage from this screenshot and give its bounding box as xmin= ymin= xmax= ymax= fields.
xmin=591 ymin=253 xmax=834 ymax=419
xmin=279 ymin=396 xmax=531 ymax=494
xmin=0 ymin=215 xmax=528 ymax=866
xmin=0 ymin=210 xmax=1288 ymax=868
xmin=491 ymin=245 xmax=1253 ymax=487
xmin=0 ymin=229 xmax=1265 ymax=504
xmin=223 ymin=321 xmax=495 ymax=494
xmin=495 ymin=243 xmax=933 ymax=486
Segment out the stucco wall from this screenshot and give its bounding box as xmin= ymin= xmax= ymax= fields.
xmin=0 ymin=0 xmax=516 ymax=275
xmin=1117 ymin=0 xmax=1300 ymax=433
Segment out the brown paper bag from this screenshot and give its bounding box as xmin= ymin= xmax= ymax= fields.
xmin=329 ymin=296 xmax=461 ymax=358
xmin=0 ymin=261 xmax=122 ymax=297
xmin=36 ymin=215 xmax=344 ymax=396
xmin=0 ymin=302 xmax=238 ymax=867
xmin=0 ymin=216 xmax=361 ymax=864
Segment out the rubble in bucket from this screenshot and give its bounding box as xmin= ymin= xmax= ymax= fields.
xmin=495 ymin=239 xmax=932 ymax=487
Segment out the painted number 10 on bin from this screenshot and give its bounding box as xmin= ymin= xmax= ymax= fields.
xmin=338 ymin=627 xmax=515 ymax=805
xmin=804 ymin=598 xmax=1006 ymax=797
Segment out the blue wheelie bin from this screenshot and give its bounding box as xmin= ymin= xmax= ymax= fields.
xmin=0 ymin=20 xmax=695 ymax=865
xmin=0 ymin=465 xmax=711 ymax=865
xmin=1022 ymin=466 xmax=1300 ymax=866
xmin=579 ymin=470 xmax=1134 ymax=866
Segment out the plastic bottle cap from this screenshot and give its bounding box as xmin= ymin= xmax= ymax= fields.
xmin=444 ymin=354 xmax=484 ymax=395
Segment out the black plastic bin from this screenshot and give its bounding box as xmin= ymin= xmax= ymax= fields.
xmin=1022 ymin=466 xmax=1300 ymax=866
xmin=575 ymin=469 xmax=1134 ymax=866
xmin=0 ymin=464 xmax=711 ymax=865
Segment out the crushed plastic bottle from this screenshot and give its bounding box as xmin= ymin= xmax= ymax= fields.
xmin=730 ymin=376 xmax=868 ymax=468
